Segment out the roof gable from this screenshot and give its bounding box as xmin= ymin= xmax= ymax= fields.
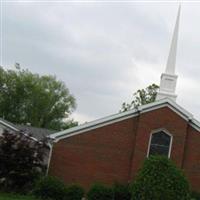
xmin=0 ymin=118 xmax=19 ymax=132
xmin=50 ymin=98 xmax=200 ymax=142
xmin=0 ymin=119 xmax=56 ymax=140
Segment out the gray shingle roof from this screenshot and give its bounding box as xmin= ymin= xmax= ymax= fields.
xmin=15 ymin=124 xmax=56 ymax=141
xmin=0 ymin=118 xmax=19 ymax=131
xmin=0 ymin=118 xmax=56 ymax=140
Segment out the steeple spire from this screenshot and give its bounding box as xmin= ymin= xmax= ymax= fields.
xmin=165 ymin=5 xmax=181 ymax=75
xmin=156 ymin=6 xmax=181 ymax=102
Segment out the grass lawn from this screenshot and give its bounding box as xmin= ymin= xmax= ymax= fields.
xmin=0 ymin=193 xmax=39 ymax=200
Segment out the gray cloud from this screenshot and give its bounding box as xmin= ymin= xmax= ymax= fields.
xmin=1 ymin=2 xmax=200 ymax=122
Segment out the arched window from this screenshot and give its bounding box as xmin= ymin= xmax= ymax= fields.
xmin=148 ymin=130 xmax=172 ymax=158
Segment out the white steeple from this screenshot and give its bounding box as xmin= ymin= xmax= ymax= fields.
xmin=156 ymin=6 xmax=181 ymax=102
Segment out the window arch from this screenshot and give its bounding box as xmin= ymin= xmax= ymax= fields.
xmin=147 ymin=129 xmax=172 ymax=158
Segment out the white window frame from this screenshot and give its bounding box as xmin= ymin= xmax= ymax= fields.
xmin=147 ymin=128 xmax=173 ymax=158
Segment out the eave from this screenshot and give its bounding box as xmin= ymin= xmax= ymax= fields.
xmin=49 ymin=98 xmax=200 ymax=142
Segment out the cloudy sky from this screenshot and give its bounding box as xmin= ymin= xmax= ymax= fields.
xmin=1 ymin=1 xmax=200 ymax=123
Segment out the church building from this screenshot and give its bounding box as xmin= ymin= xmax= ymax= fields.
xmin=48 ymin=7 xmax=200 ymax=192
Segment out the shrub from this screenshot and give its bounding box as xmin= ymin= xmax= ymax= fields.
xmin=87 ymin=183 xmax=114 ymax=200
xmin=191 ymin=191 xmax=200 ymax=200
xmin=64 ymin=184 xmax=84 ymax=200
xmin=113 ymin=182 xmax=131 ymax=200
xmin=131 ymin=156 xmax=191 ymax=200
xmin=0 ymin=131 xmax=47 ymax=193
xmin=33 ymin=176 xmax=66 ymax=200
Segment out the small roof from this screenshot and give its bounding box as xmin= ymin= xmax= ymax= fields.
xmin=0 ymin=118 xmax=19 ymax=131
xmin=0 ymin=118 xmax=56 ymax=141
xmin=15 ymin=124 xmax=56 ymax=141
xmin=49 ymin=98 xmax=200 ymax=142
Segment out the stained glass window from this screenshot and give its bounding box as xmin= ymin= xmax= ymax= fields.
xmin=148 ymin=131 xmax=172 ymax=157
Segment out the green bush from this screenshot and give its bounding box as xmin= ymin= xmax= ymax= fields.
xmin=113 ymin=183 xmax=131 ymax=200
xmin=191 ymin=191 xmax=200 ymax=200
xmin=131 ymin=156 xmax=191 ymax=200
xmin=0 ymin=131 xmax=46 ymax=193
xmin=64 ymin=184 xmax=84 ymax=200
xmin=87 ymin=183 xmax=114 ymax=200
xmin=33 ymin=176 xmax=66 ymax=200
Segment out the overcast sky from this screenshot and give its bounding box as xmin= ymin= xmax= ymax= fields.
xmin=1 ymin=1 xmax=200 ymax=123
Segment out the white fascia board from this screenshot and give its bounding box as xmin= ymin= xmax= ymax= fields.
xmin=49 ymin=109 xmax=140 ymax=141
xmin=190 ymin=119 xmax=200 ymax=132
xmin=0 ymin=120 xmax=19 ymax=132
xmin=50 ymin=98 xmax=200 ymax=142
xmin=138 ymin=98 xmax=200 ymax=132
xmin=167 ymin=99 xmax=193 ymax=119
xmin=140 ymin=98 xmax=193 ymax=120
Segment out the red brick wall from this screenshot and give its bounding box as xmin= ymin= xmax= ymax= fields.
xmin=182 ymin=125 xmax=200 ymax=191
xmin=130 ymin=107 xmax=188 ymax=178
xmin=49 ymin=117 xmax=138 ymax=189
xmin=49 ymin=106 xmax=200 ymax=191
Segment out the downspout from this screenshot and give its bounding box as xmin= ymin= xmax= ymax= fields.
xmin=46 ymin=138 xmax=55 ymax=176
xmin=128 ymin=108 xmax=141 ymax=182
xmin=181 ymin=117 xmax=191 ymax=169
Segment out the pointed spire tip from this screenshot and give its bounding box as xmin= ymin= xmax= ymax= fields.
xmin=165 ymin=5 xmax=181 ymax=75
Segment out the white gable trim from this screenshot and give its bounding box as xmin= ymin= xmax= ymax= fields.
xmin=50 ymin=111 xmax=139 ymax=142
xmin=138 ymin=98 xmax=193 ymax=120
xmin=0 ymin=120 xmax=40 ymax=141
xmin=0 ymin=120 xmax=19 ymax=132
xmin=49 ymin=98 xmax=200 ymax=142
xmin=190 ymin=119 xmax=200 ymax=132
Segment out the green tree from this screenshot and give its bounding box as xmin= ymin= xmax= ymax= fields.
xmin=131 ymin=156 xmax=191 ymax=200
xmin=120 ymin=83 xmax=159 ymax=112
xmin=0 ymin=65 xmax=76 ymax=130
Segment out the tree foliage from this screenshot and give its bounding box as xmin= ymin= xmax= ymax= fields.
xmin=120 ymin=84 xmax=159 ymax=112
xmin=0 ymin=65 xmax=76 ymax=130
xmin=131 ymin=156 xmax=191 ymax=200
xmin=0 ymin=130 xmax=47 ymax=192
